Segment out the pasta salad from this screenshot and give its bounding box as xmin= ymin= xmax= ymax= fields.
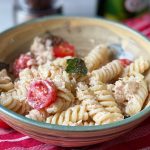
xmin=0 ymin=32 xmax=150 ymax=126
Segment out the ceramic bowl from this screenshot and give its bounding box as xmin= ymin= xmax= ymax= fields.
xmin=0 ymin=17 xmax=150 ymax=147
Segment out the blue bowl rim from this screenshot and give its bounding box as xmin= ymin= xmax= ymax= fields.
xmin=0 ymin=16 xmax=150 ymax=132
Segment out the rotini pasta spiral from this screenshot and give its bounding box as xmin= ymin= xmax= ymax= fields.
xmin=84 ymin=45 xmax=109 ymax=72
xmin=125 ymin=79 xmax=148 ymax=116
xmin=19 ymin=68 xmax=39 ymax=84
xmin=90 ymin=60 xmax=123 ymax=84
xmin=0 ymin=69 xmax=14 ymax=92
xmin=46 ymin=97 xmax=65 ymax=114
xmin=46 ymin=87 xmax=75 ymax=114
xmin=25 ymin=109 xmax=47 ymax=122
xmin=90 ymin=83 xmax=122 ymax=113
xmin=122 ymin=57 xmax=150 ymax=77
xmin=17 ymin=68 xmax=40 ymax=99
xmin=46 ymin=105 xmax=89 ymax=125
xmin=87 ymin=104 xmax=123 ymax=125
xmin=113 ymin=74 xmax=148 ymax=116
xmin=14 ymin=85 xmax=27 ymax=102
xmin=76 ymin=82 xmax=123 ymax=125
xmin=52 ymin=70 xmax=75 ymax=92
xmin=0 ymin=90 xmax=31 ymax=115
xmin=76 ymin=82 xmax=98 ymax=106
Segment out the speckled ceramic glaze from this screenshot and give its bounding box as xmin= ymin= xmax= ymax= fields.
xmin=0 ymin=17 xmax=150 ymax=147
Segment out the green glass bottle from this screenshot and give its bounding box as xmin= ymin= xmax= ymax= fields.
xmin=97 ymin=0 xmax=149 ymax=21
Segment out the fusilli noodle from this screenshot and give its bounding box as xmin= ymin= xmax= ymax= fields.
xmin=0 ymin=90 xmax=31 ymax=115
xmin=76 ymin=82 xmax=124 ymax=125
xmin=46 ymin=105 xmax=89 ymax=125
xmin=26 ymin=109 xmax=47 ymax=122
xmin=90 ymin=60 xmax=123 ymax=84
xmin=0 ymin=69 xmax=14 ymax=92
xmin=122 ymin=57 xmax=150 ymax=77
xmin=84 ymin=45 xmax=109 ymax=72
xmin=76 ymin=82 xmax=98 ymax=106
xmin=113 ymin=74 xmax=148 ymax=116
xmin=87 ymin=104 xmax=123 ymax=125
xmin=90 ymin=82 xmax=122 ymax=113
xmin=46 ymin=87 xmax=75 ymax=114
xmin=19 ymin=68 xmax=39 ymax=84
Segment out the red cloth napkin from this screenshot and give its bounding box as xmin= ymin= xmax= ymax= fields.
xmin=0 ymin=117 xmax=150 ymax=150
xmin=124 ymin=13 xmax=150 ymax=39
xmin=0 ymin=14 xmax=150 ymax=150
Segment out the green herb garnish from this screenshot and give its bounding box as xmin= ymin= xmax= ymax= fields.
xmin=65 ymin=58 xmax=88 ymax=75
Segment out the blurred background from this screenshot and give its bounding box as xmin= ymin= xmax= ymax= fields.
xmin=0 ymin=0 xmax=150 ymax=37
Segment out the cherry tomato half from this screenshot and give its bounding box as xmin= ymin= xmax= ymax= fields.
xmin=0 ymin=120 xmax=10 ymax=129
xmin=119 ymin=59 xmax=132 ymax=67
xmin=13 ymin=54 xmax=33 ymax=77
xmin=53 ymin=42 xmax=75 ymax=58
xmin=27 ymin=80 xmax=57 ymax=110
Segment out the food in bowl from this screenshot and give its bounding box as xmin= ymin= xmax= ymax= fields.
xmin=0 ymin=31 xmax=150 ymax=126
